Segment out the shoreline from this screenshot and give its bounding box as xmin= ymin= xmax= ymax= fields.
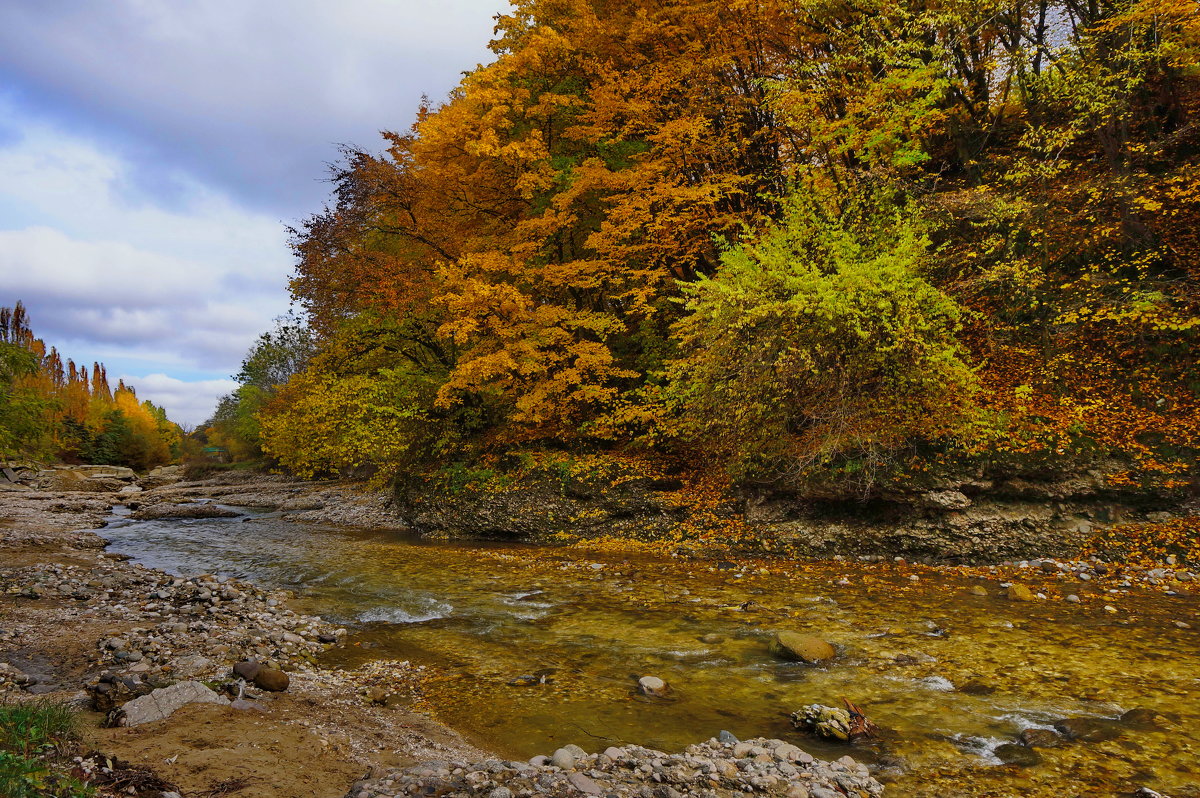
xmin=0 ymin=480 xmax=490 ymax=797
xmin=0 ymin=473 xmax=895 ymax=797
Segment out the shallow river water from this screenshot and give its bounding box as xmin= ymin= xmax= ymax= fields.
xmin=100 ymin=506 xmax=1199 ymax=796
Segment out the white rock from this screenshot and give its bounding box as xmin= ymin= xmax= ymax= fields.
xmin=117 ymin=681 xmax=229 ymax=726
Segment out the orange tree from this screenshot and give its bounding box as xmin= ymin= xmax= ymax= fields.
xmin=270 ymin=0 xmax=1199 ymax=492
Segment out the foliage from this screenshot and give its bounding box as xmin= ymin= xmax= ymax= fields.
xmin=0 ymin=699 xmax=93 ymax=798
xmin=1085 ymin=516 xmax=1200 ymax=567
xmin=259 ymin=365 xmax=434 ymax=482
xmin=258 ymin=0 xmax=1198 ymax=494
xmin=659 ymin=189 xmax=975 ymax=485
xmin=200 ymin=313 xmax=316 ymax=462
xmin=0 ymin=698 xmax=78 ymax=755
xmin=255 ymin=314 xmax=479 ymax=482
xmin=0 ymin=302 xmax=182 ymax=468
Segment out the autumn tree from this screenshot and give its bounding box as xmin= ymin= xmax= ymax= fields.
xmin=265 ymin=0 xmax=1198 ymax=492
xmin=0 ymin=302 xmax=182 ymax=467
xmin=202 ymin=314 xmax=317 ymax=461
xmin=659 ymin=188 xmax=975 ymax=486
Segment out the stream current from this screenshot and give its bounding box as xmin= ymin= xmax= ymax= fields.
xmin=100 ymin=505 xmax=1199 ymax=796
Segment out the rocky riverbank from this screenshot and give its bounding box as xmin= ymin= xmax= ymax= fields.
xmin=1 ymin=469 xmax=891 ymax=798
xmin=348 ymin=736 xmax=883 ymax=798
xmin=0 ymin=479 xmax=485 ymax=796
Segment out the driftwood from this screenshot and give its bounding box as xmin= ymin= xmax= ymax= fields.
xmin=842 ymin=698 xmax=879 ymax=739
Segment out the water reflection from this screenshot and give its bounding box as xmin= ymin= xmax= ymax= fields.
xmin=100 ymin=507 xmax=1200 ymax=796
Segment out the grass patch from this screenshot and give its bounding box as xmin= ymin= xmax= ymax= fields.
xmin=0 ymin=698 xmax=78 ymax=755
xmin=0 ymin=698 xmax=93 ymax=798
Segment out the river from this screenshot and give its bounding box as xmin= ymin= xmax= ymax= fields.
xmin=99 ymin=504 xmax=1199 ymax=796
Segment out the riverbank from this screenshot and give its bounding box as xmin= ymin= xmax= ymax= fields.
xmin=1 ymin=475 xmax=893 ymax=798
xmin=0 ymin=484 xmax=488 ymax=797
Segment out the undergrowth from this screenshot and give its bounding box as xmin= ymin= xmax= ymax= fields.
xmin=0 ymin=698 xmax=93 ymax=798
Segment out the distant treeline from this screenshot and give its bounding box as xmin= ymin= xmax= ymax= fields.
xmin=209 ymin=0 xmax=1199 ymax=494
xmin=0 ymin=302 xmax=182 ymax=469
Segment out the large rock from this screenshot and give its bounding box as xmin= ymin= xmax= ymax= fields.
xmin=1007 ymin=584 xmax=1035 ymax=601
xmin=1054 ymin=717 xmax=1123 ymax=742
xmin=35 ymin=470 xmax=125 ymax=492
xmin=131 ymin=503 xmax=240 ymax=520
xmin=769 ymin=632 xmax=836 ymax=663
xmin=114 ymin=681 xmax=229 ymax=726
xmin=71 ymin=465 xmax=137 ymax=480
xmin=253 ymin=667 xmax=290 ymax=692
xmin=140 ymin=465 xmax=184 ymax=489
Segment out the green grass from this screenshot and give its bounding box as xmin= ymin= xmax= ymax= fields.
xmin=0 ymin=699 xmax=93 ymax=798
xmin=0 ymin=698 xmax=78 ymax=755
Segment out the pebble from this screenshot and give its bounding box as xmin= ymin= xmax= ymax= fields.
xmin=0 ymin=560 xmax=340 ymax=690
xmin=638 ymin=675 xmax=669 ymax=697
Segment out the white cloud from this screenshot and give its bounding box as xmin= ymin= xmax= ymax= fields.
xmin=120 ymin=373 xmax=240 ymax=428
xmin=0 ymin=0 xmax=511 ymax=428
xmin=0 ymin=109 xmax=293 ymax=422
xmin=0 ymin=0 xmax=508 ymax=213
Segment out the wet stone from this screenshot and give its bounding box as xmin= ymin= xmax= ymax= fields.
xmin=769 ymin=632 xmax=836 ymax=663
xmin=994 ymin=743 xmax=1041 ymax=767
xmin=1120 ymin=708 xmax=1166 ymax=729
xmin=1054 ymin=717 xmax=1123 ymax=742
xmin=1019 ymin=728 xmax=1063 ymax=748
xmin=1007 ymin=584 xmax=1035 ymax=601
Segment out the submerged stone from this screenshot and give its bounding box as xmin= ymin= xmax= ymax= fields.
xmin=1019 ymin=729 xmax=1063 ymax=748
xmin=1054 ymin=717 xmax=1122 ymax=742
xmin=994 ymin=743 xmax=1041 ymax=767
xmin=1120 ymin=708 xmax=1166 ymax=729
xmin=1007 ymin=584 xmax=1035 ymax=601
xmin=769 ymin=632 xmax=836 ymax=663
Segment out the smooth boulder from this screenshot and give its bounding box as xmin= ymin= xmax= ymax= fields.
xmin=769 ymin=632 xmax=836 ymax=663
xmin=253 ymin=667 xmax=290 ymax=692
xmin=1007 ymin=584 xmax=1035 ymax=601
xmin=233 ymin=660 xmax=261 ymax=681
xmin=637 ymin=675 xmax=670 ymax=697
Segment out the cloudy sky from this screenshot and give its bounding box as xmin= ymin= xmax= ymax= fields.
xmin=0 ymin=0 xmax=506 ymax=426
